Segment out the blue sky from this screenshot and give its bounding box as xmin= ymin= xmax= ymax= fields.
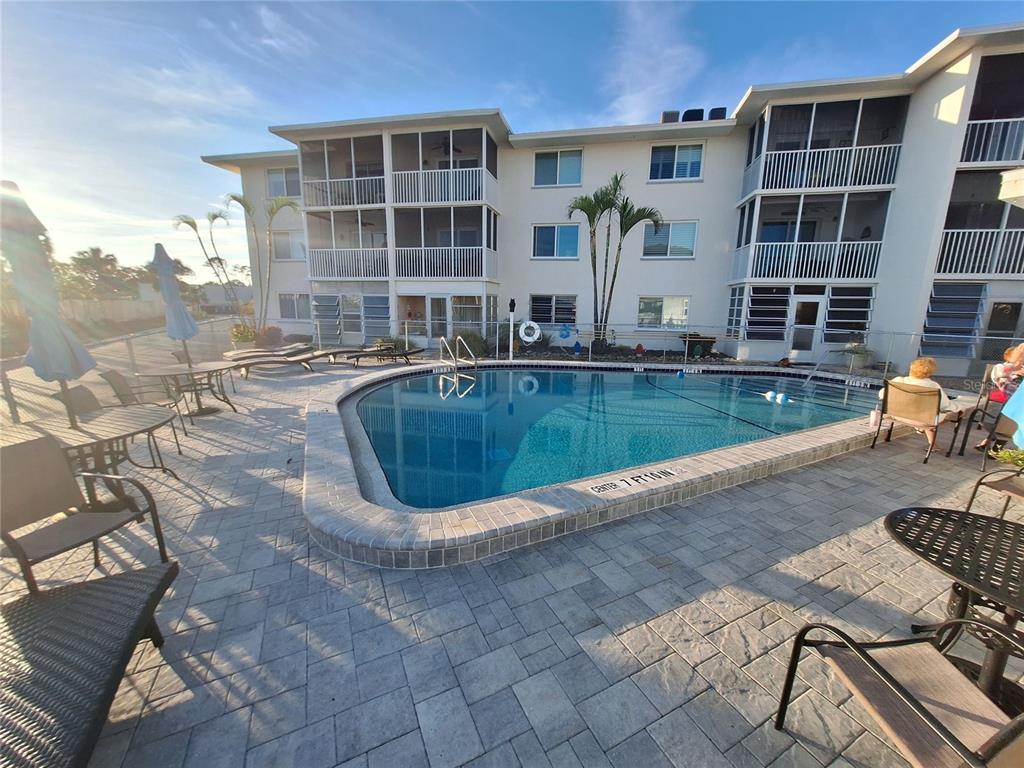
xmin=2 ymin=1 xmax=1021 ymax=279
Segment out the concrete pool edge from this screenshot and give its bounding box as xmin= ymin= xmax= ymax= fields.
xmin=303 ymin=361 xmax=886 ymax=569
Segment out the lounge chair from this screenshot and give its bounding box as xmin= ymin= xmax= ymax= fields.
xmin=776 ymin=619 xmax=1024 ymax=768
xmin=871 ymin=380 xmax=963 ymax=463
xmin=223 ymin=342 xmax=312 ymax=361
xmin=0 ymin=562 xmax=178 ymax=768
xmin=235 ymin=347 xmax=357 ymax=379
xmin=101 ymin=369 xmax=190 ymax=432
xmin=346 ymin=346 xmax=425 ymax=367
xmin=0 ymin=434 xmax=169 ymax=592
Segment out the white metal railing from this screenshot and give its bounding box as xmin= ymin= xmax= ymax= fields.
xmin=759 ymin=144 xmax=900 ymax=190
xmin=307 ymin=248 xmax=389 ymax=279
xmin=961 ymin=119 xmax=1024 ymax=164
xmin=731 ymin=244 xmax=751 ymax=281
xmin=391 ymin=168 xmax=486 ymax=204
xmin=936 ymin=229 xmax=1024 ymax=276
xmin=302 ymin=176 xmax=386 ymax=207
xmin=744 ymin=241 xmax=882 ymax=280
xmin=395 ymin=246 xmax=495 ymax=278
xmin=741 ymin=155 xmax=762 ymax=198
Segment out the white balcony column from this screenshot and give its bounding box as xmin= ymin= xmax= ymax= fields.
xmin=831 ymin=192 xmax=850 ymax=280
xmin=382 ymin=128 xmax=399 ymax=336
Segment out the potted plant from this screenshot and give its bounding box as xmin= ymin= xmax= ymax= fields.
xmin=842 ymin=341 xmax=875 ymax=370
xmin=230 ymin=323 xmax=256 ymax=350
xmin=992 ymin=448 xmax=1024 ymax=468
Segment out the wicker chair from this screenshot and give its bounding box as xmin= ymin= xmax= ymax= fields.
xmin=0 ymin=435 xmax=168 ymax=592
xmin=100 ymin=369 xmax=189 ymax=433
xmin=776 ymin=619 xmax=1024 ymax=768
xmin=871 ymin=380 xmax=963 ymax=463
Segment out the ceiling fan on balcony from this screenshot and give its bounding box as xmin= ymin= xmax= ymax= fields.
xmin=430 ymin=136 xmax=462 ymax=156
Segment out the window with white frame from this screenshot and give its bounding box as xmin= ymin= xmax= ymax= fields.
xmin=825 ymin=286 xmax=874 ymax=342
xmin=642 ymin=221 xmax=697 ymax=259
xmin=271 ymin=231 xmax=306 ymax=260
xmin=267 ymin=167 xmax=301 ymax=197
xmin=534 ymin=150 xmax=582 ymax=186
xmin=278 ymin=292 xmax=311 ymax=320
xmin=649 ymin=144 xmax=703 ymax=180
xmin=637 ymin=296 xmax=689 ymax=329
xmin=533 ymin=224 xmax=579 ymax=259
xmin=726 ymin=286 xmax=745 ymax=338
xmin=530 ymin=295 xmax=577 ymax=325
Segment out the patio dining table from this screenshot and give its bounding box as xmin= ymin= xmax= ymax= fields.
xmin=0 ymin=405 xmax=180 ymax=501
xmin=137 ymin=361 xmax=238 ymax=417
xmin=885 ymin=506 xmax=1024 ymax=703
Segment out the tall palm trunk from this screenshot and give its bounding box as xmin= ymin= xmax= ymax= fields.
xmin=602 ymin=197 xmax=662 ymax=332
xmin=207 ymin=212 xmax=247 ymax=326
xmin=173 ymin=215 xmax=232 ymax=315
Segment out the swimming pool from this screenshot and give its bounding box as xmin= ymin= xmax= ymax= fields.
xmin=354 ymin=368 xmax=877 ymax=509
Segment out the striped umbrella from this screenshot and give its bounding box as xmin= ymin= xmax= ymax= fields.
xmin=1 ymin=181 xmax=95 ymax=428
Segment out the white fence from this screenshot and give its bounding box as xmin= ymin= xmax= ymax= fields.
xmin=302 ymin=176 xmax=386 ymax=207
xmin=936 ymin=228 xmax=1024 ymax=276
xmin=308 ymin=248 xmax=389 ymax=279
xmin=961 ymin=119 xmax=1024 ymax=164
xmin=737 ymin=241 xmax=882 ymax=280
xmin=759 ymin=144 xmax=901 ymax=190
xmin=391 ymin=168 xmax=487 ymax=204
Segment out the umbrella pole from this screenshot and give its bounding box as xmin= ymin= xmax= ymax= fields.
xmin=0 ymin=367 xmax=20 ymax=424
xmin=182 ymin=340 xmax=193 ymax=368
xmin=58 ymin=378 xmax=79 ymax=430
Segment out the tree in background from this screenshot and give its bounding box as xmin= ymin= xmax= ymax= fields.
xmin=57 ymin=247 xmax=139 ymax=300
xmin=172 ymin=213 xmax=243 ymax=321
xmin=205 ymin=210 xmax=247 ymax=323
xmin=224 ymin=194 xmax=298 ymax=331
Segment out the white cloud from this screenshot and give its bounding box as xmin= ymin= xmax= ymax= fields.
xmin=256 ymin=5 xmax=316 ymax=57
xmin=125 ymin=59 xmax=260 ymax=115
xmin=596 ymin=3 xmax=706 ymax=125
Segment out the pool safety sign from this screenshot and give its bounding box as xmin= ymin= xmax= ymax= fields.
xmin=589 ymin=468 xmax=676 ymax=494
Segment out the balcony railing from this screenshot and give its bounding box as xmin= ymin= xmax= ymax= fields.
xmin=303 ymin=177 xmax=386 ymax=207
xmin=734 ymin=241 xmax=882 ymax=280
xmin=936 ymin=229 xmax=1024 ymax=277
xmin=395 ymin=247 xmax=496 ymax=279
xmin=392 ymin=168 xmax=492 ymax=204
xmin=961 ymin=119 xmax=1024 ymax=164
xmin=753 ymin=144 xmax=901 ymax=191
xmin=308 ymin=248 xmax=388 ymax=279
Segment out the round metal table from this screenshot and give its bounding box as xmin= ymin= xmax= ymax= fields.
xmin=886 ymin=506 xmax=1024 ymax=701
xmin=137 ymin=361 xmax=237 ymax=416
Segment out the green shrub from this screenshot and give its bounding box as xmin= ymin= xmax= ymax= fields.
xmin=255 ymin=325 xmax=283 ymax=348
xmin=231 ymin=323 xmax=256 ymax=343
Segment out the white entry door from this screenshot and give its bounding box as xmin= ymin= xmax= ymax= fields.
xmin=791 ymin=298 xmax=822 ymax=358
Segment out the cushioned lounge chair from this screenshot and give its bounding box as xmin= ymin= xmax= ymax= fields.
xmin=776 ymin=619 xmax=1024 ymax=768
xmin=235 ymin=347 xmax=358 ymax=378
xmin=0 ymin=434 xmax=169 ymax=592
xmin=223 ymin=342 xmax=312 ymax=361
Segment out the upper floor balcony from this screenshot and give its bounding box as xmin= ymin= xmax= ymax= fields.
xmin=938 ymin=169 xmax=1024 ymax=277
xmin=391 ymin=128 xmax=500 ymax=207
xmin=740 ymin=96 xmax=907 ymax=198
xmin=300 ymin=135 xmax=385 ymax=209
xmin=396 ymin=246 xmax=497 ymax=279
xmin=308 ymin=248 xmax=388 ymax=279
xmin=391 ymin=167 xmax=499 ymax=205
xmin=960 ymin=53 xmax=1024 ymax=166
xmin=732 ymin=241 xmax=881 ymax=281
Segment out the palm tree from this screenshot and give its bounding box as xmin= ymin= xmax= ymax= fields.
xmin=258 ymin=196 xmax=300 ymax=331
xmin=567 ymin=192 xmax=611 ymax=332
xmin=596 ymin=173 xmax=624 ymax=334
xmin=172 ymin=214 xmax=234 ymax=314
xmin=602 ymin=195 xmax=662 ymax=332
xmin=206 ymin=210 xmax=246 ymax=323
xmin=225 ymin=194 xmax=261 ymax=323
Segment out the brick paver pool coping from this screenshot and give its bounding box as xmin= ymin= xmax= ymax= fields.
xmin=303 ymin=362 xmax=887 ymax=569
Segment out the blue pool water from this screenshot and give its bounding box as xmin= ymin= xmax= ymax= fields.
xmin=355 ymin=369 xmax=878 ymax=508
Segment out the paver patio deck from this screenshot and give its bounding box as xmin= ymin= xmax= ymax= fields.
xmin=3 ymin=363 xmax=1021 ymax=768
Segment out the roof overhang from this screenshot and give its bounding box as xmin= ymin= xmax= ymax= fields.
xmin=1000 ymin=168 xmax=1024 ymax=210
xmin=269 ymin=108 xmax=513 ymax=144
xmin=732 ymin=21 xmax=1024 ymax=124
xmin=201 ymin=150 xmax=298 ymax=174
xmin=509 ymin=119 xmax=736 ymax=148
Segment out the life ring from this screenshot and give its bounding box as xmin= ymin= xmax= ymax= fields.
xmin=519 ymin=321 xmax=542 ymax=344
xmin=518 ymin=375 xmax=539 ymax=396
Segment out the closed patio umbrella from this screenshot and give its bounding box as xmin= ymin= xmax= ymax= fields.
xmin=0 ymin=181 xmax=95 ymax=428
xmin=151 ymin=243 xmax=198 ymax=366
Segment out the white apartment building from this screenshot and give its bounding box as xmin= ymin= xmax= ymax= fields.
xmin=203 ymin=23 xmax=1024 ymax=374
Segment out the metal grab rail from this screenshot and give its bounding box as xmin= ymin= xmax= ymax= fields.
xmin=439 ymin=336 xmax=457 ymax=371
xmin=438 ymin=336 xmax=476 ymax=399
xmin=455 ymin=336 xmax=477 ymax=369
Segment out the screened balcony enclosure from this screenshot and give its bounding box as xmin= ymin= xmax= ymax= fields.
xmin=306 ymin=209 xmax=389 ymax=279
xmin=742 ymin=97 xmax=907 ymax=195
xmin=301 ymin=136 xmax=386 ymax=207
xmin=937 ymin=170 xmax=1024 ymax=277
xmin=394 ymin=206 xmax=497 ymax=279
xmin=733 ymin=192 xmax=888 ymax=280
xmin=391 ymin=128 xmax=499 ymax=204
xmin=961 ymin=53 xmax=1024 ymax=164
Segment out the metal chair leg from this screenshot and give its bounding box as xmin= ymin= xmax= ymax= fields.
xmin=92 ymin=540 xmax=101 ymax=568
xmin=1000 ymin=496 xmax=1012 ymax=519
xmin=169 ymin=419 xmax=182 ymax=456
xmin=775 ymin=630 xmax=808 ymax=730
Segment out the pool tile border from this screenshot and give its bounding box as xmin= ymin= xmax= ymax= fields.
xmin=303 ymin=361 xmax=888 ymax=569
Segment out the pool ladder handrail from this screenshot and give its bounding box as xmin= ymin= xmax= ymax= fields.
xmin=438 ymin=336 xmax=477 ymax=399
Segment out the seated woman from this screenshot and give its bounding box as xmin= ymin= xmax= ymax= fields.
xmin=990 ymin=345 xmax=1023 ymax=404
xmin=880 ymin=356 xmax=954 ymax=449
